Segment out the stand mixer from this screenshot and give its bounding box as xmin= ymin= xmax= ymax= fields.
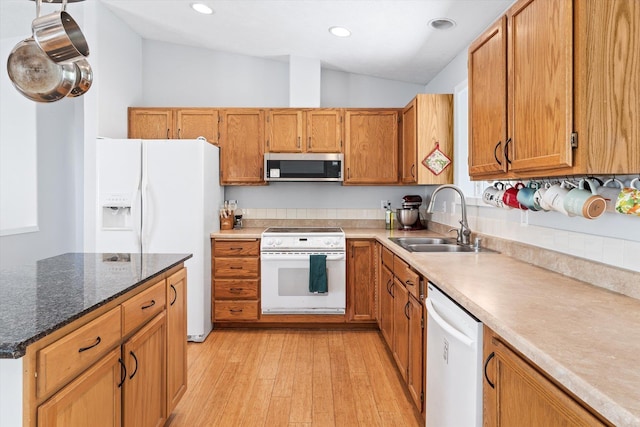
xmin=396 ymin=195 xmax=423 ymax=230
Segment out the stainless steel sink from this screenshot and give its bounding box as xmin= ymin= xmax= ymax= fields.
xmin=388 ymin=237 xmax=497 ymax=253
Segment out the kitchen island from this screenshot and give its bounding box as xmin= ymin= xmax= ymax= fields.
xmin=213 ymin=226 xmax=640 ymax=426
xmin=0 ymin=252 xmax=191 ymax=427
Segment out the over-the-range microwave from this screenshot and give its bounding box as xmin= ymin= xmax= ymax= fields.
xmin=264 ymin=153 xmax=343 ymax=182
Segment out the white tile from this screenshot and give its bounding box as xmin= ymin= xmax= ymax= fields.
xmin=583 ymin=235 xmax=604 ymax=262
xmin=265 ymin=208 xmax=277 ymax=219
xmin=316 ymin=209 xmax=328 ymax=219
xmin=306 ymin=208 xmax=318 ymax=219
xmin=286 ymin=209 xmax=297 ymax=219
xmin=296 ymin=209 xmax=308 ymax=219
xmin=622 ymin=241 xmax=640 ymax=272
xmin=601 ymin=237 xmax=625 ymax=268
xmin=326 ymin=209 xmax=337 ymax=219
xmin=567 ymin=232 xmax=586 ymax=258
xmin=255 ymin=208 xmax=267 ymax=219
xmin=276 ymin=208 xmax=287 ymax=219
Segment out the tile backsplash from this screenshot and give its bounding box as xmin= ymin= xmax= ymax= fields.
xmin=241 ymin=208 xmax=386 ymax=221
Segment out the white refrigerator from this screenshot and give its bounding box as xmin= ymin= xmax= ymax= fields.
xmin=93 ymin=138 xmax=222 ymax=342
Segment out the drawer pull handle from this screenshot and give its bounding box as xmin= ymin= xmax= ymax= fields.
xmin=117 ymin=358 xmax=127 ymax=388
xmin=230 ymin=266 xmax=243 ymax=270
xmin=170 ymin=284 xmax=177 ymax=306
xmin=230 ymin=309 xmax=243 ymax=313
xmin=484 ymin=351 xmax=496 ymax=389
xmin=405 ymin=280 xmax=415 ymax=286
xmin=141 ymin=300 xmax=156 ymax=310
xmin=78 ymin=336 xmax=101 ymax=353
xmin=230 ymin=247 xmax=244 ymax=250
xmin=129 ymin=351 xmax=139 ymax=380
xmin=230 ymin=288 xmax=244 ymax=293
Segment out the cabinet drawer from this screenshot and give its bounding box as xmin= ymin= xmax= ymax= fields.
xmin=121 ymin=280 xmax=166 ymax=336
xmin=394 ymin=257 xmax=420 ymax=298
xmin=381 ymin=246 xmax=394 ymax=270
xmin=214 ymin=279 xmax=259 ymax=299
xmin=214 ymin=239 xmax=260 ymax=257
xmin=214 ymin=258 xmax=259 ymax=278
xmin=214 ymin=301 xmax=259 ymax=320
xmin=37 ymin=306 xmax=122 ymax=398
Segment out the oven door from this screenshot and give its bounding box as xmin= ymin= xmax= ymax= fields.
xmin=261 ymin=252 xmax=346 ymax=314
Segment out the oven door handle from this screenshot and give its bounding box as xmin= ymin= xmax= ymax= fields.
xmin=261 ymin=252 xmax=346 ymax=261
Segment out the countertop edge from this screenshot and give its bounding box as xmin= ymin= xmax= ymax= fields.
xmin=0 ymin=253 xmax=192 ymax=359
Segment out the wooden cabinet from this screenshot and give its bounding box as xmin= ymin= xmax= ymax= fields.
xmin=378 ymin=246 xmax=394 ymax=348
xmin=265 ymin=109 xmax=342 ymax=153
xmin=346 ymin=239 xmax=376 ymax=322
xmin=468 ymin=0 xmax=640 ymax=179
xmin=378 ymin=245 xmax=425 ymax=413
xmin=392 ymin=277 xmax=409 ymax=382
xmin=128 ymin=108 xmax=218 ymax=143
xmin=483 ymin=327 xmax=610 ymax=426
xmin=37 ymin=347 xmax=122 ymax=427
xmin=122 ymin=312 xmax=166 ymax=427
xmin=344 ymin=110 xmax=399 ymax=184
xmin=219 ymin=109 xmax=265 ymax=185
xmin=400 ymin=94 xmax=454 ymax=185
xmin=212 ymin=238 xmax=261 ymax=321
xmin=306 ymin=109 xmax=343 ymax=152
xmin=407 ymin=294 xmax=424 ymax=411
xmin=166 ymin=269 xmax=187 ymax=414
xmin=30 ymin=267 xmax=187 ymax=427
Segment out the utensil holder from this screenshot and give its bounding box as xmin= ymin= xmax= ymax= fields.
xmin=220 ymin=216 xmax=233 ymax=230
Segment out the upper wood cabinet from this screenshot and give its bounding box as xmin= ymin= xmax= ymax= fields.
xmin=400 ymin=94 xmax=454 ymax=185
xmin=265 ymin=109 xmax=342 ymax=153
xmin=483 ymin=327 xmax=610 ymax=426
xmin=468 ymin=0 xmax=640 ymax=179
xmin=344 ymin=109 xmax=399 ymax=184
xmin=219 ymin=109 xmax=265 ymax=185
xmin=128 ymin=108 xmax=219 ymax=143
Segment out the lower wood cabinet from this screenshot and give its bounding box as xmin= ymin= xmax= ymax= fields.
xmin=29 ymin=267 xmax=187 ymax=427
xmin=212 ymin=238 xmax=261 ymax=322
xmin=37 ymin=347 xmax=122 ymax=427
xmin=346 ymin=239 xmax=377 ymax=322
xmin=483 ymin=327 xmax=610 ymax=426
xmin=166 ymin=268 xmax=188 ymax=414
xmin=378 ymin=244 xmax=425 ymax=413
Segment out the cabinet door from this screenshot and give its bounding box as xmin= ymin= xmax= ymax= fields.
xmin=483 ymin=329 xmax=608 ymax=427
xmin=123 ymin=312 xmax=166 ymax=427
xmin=176 ymin=109 xmax=218 ymax=143
xmin=37 ymin=347 xmax=122 ymax=427
xmin=379 ymin=264 xmax=394 ymax=349
xmin=347 ymin=239 xmax=376 ymax=322
xmin=392 ymin=280 xmax=409 ymax=382
xmin=400 ymin=99 xmax=417 ymax=184
xmin=219 ymin=109 xmax=265 ymax=184
xmin=344 ymin=110 xmax=399 ymax=184
xmin=266 ymin=109 xmax=304 ymax=152
xmin=166 ymin=269 xmax=187 ymax=414
xmin=507 ymin=0 xmax=573 ymax=173
xmin=407 ymin=294 xmax=424 ymax=412
xmin=305 ymin=109 xmax=342 ymax=152
xmin=128 ymin=109 xmax=174 ymax=139
xmin=468 ymin=17 xmax=508 ymax=178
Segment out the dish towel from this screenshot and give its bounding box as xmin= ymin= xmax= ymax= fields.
xmin=309 ymin=254 xmax=328 ymax=293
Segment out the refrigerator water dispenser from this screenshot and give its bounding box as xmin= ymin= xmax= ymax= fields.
xmin=101 ymin=193 xmax=133 ymax=230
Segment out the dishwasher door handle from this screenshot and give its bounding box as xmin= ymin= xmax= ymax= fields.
xmin=425 ymin=298 xmax=474 ymax=347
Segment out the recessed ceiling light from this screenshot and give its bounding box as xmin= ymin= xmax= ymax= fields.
xmin=191 ymin=3 xmax=213 ymax=15
xmin=428 ymin=18 xmax=456 ymax=30
xmin=329 ymin=26 xmax=351 ymax=38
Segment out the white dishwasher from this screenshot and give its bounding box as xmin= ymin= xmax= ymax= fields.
xmin=425 ymin=282 xmax=483 ymax=427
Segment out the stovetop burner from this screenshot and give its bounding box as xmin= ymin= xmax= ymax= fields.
xmin=263 ymin=227 xmax=343 ymax=234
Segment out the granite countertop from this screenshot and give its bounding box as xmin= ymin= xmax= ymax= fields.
xmin=211 ymin=227 xmax=640 ymax=426
xmin=0 ymin=252 xmax=192 ymax=359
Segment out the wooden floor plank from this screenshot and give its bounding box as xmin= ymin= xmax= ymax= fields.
xmin=169 ymin=329 xmax=422 ymax=427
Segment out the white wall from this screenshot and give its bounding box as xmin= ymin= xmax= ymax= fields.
xmin=424 ymin=48 xmax=640 ymax=272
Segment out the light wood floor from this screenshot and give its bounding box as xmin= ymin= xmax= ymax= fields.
xmin=166 ymin=329 xmax=423 ymax=427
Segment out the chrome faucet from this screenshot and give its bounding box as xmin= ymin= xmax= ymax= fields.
xmin=426 ymin=184 xmax=471 ymax=246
